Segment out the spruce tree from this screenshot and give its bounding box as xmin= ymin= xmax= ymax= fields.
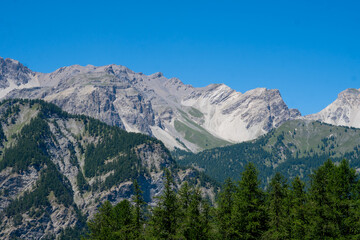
xmin=289 ymin=176 xmax=308 ymax=240
xmin=178 ymin=181 xmax=192 ymax=238
xmin=264 ymin=172 xmax=289 ymax=240
xmin=87 ymin=200 xmax=134 ymax=240
xmin=332 ymin=159 xmax=360 ymax=237
xmin=308 ymin=159 xmax=339 ymax=238
xmin=232 ymin=163 xmax=267 ymax=240
xmin=112 ymin=200 xmax=134 ymax=239
xmin=217 ymin=178 xmax=235 ymax=239
xmin=87 ymin=201 xmax=114 ymax=240
xmin=149 ymin=169 xmax=178 ymax=239
xmin=186 ymin=187 xmax=206 ymax=239
xmin=132 ymin=179 xmax=145 ymax=239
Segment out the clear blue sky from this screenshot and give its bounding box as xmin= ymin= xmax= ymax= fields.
xmin=1 ymin=0 xmax=359 ymax=115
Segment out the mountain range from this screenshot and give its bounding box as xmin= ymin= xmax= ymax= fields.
xmin=1 ymin=56 xmax=360 ymax=238
xmin=0 ymin=57 xmax=301 ymax=152
xmin=2 ymin=57 xmax=359 ymax=153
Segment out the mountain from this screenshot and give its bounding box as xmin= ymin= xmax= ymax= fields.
xmin=0 ymin=58 xmax=39 ymax=98
xmin=0 ymin=99 xmax=216 ymax=239
xmin=306 ymin=88 xmax=360 ymax=128
xmin=0 ymin=57 xmax=300 ymax=152
xmin=174 ymin=119 xmax=360 ymax=184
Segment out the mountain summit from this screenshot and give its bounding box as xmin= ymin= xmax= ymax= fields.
xmin=306 ymin=88 xmax=360 ymax=128
xmin=1 ymin=57 xmax=301 ymax=151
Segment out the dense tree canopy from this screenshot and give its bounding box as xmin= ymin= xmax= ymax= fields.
xmin=86 ymin=160 xmax=360 ymax=239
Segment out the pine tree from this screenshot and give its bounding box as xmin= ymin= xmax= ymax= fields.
xmin=232 ymin=163 xmax=267 ymax=240
xmin=186 ymin=187 xmax=206 ymax=239
xmin=217 ymin=178 xmax=235 ymax=239
xmin=289 ymin=176 xmax=308 ymax=240
xmin=149 ymin=169 xmax=178 ymax=239
xmin=132 ymin=179 xmax=146 ymax=239
xmin=308 ymin=159 xmax=339 ymax=238
xmin=112 ymin=200 xmax=134 ymax=239
xmin=332 ymin=159 xmax=360 ymax=237
xmin=264 ymin=172 xmax=289 ymax=240
xmin=178 ymin=181 xmax=192 ymax=238
xmin=87 ymin=201 xmax=114 ymax=240
xmin=87 ymin=200 xmax=134 ymax=240
xmin=179 ymin=182 xmax=191 ymax=213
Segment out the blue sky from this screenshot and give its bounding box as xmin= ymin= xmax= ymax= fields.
xmin=0 ymin=0 xmax=359 ymax=115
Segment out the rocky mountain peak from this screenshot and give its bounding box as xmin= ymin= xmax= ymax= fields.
xmin=338 ymin=88 xmax=360 ymax=103
xmin=2 ymin=57 xmax=300 ymax=152
xmin=0 ymin=57 xmax=39 ymax=98
xmin=306 ymin=88 xmax=360 ymax=128
xmin=150 ymin=72 xmax=164 ymax=78
xmin=0 ymin=57 xmax=34 ymax=86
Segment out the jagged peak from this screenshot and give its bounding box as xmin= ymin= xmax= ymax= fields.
xmin=167 ymin=77 xmax=186 ymax=85
xmin=51 ymin=63 xmax=132 ymax=75
xmin=203 ymin=83 xmax=234 ymax=92
xmin=338 ymin=88 xmax=360 ymax=98
xmin=149 ymin=72 xmax=164 ymax=78
xmin=243 ymin=87 xmax=266 ymax=95
xmin=242 ymin=88 xmax=282 ymax=97
xmin=3 ymin=57 xmax=20 ymax=65
xmin=0 ymin=57 xmax=29 ymax=70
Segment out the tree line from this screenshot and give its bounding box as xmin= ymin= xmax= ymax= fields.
xmin=85 ymin=159 xmax=360 ymax=239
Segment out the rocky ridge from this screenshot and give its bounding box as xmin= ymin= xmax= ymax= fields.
xmin=306 ymin=88 xmax=360 ymax=128
xmin=1 ymin=57 xmax=301 ymax=152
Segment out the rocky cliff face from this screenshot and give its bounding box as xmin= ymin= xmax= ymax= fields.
xmin=182 ymin=85 xmax=300 ymax=143
xmin=0 ymin=57 xmax=39 ymax=98
xmin=1 ymin=57 xmax=300 ymax=152
xmin=0 ymin=100 xmax=216 ymax=239
xmin=306 ymin=88 xmax=360 ymax=128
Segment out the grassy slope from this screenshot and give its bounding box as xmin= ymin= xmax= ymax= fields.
xmin=266 ymin=120 xmax=360 ymax=157
xmin=175 ymin=108 xmax=229 ymax=150
xmin=175 ymin=119 xmax=360 ymax=185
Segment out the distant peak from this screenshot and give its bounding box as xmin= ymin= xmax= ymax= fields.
xmin=0 ymin=57 xmax=21 ymax=66
xmin=338 ymin=88 xmax=360 ymax=99
xmin=5 ymin=58 xmax=20 ymax=64
xmin=169 ymin=77 xmax=181 ymax=83
xmin=344 ymin=88 xmax=360 ymax=94
xmin=244 ymin=87 xmax=267 ymax=95
xmin=207 ymin=83 xmax=232 ymax=89
xmin=150 ymin=72 xmax=163 ymax=78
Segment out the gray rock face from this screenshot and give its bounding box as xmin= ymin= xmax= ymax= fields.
xmin=182 ymin=86 xmax=301 ymax=143
xmin=0 ymin=58 xmax=38 ymax=98
xmin=1 ymin=57 xmax=300 ymax=152
xmin=0 ymin=100 xmax=216 ymax=239
xmin=0 ymin=58 xmax=33 ymax=88
xmin=306 ymin=88 xmax=360 ymax=128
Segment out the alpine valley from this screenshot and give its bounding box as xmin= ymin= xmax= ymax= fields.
xmin=1 ymin=57 xmax=360 ymax=239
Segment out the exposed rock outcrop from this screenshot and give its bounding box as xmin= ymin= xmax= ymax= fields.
xmin=0 ymin=100 xmax=216 ymax=239
xmin=306 ymin=88 xmax=360 ymax=128
xmin=1 ymin=57 xmax=301 ymax=152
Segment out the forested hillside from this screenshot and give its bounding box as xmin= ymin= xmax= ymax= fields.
xmin=0 ymin=99 xmax=217 ymax=239
xmin=85 ymin=160 xmax=360 ymax=239
xmin=174 ymin=120 xmax=360 ymax=184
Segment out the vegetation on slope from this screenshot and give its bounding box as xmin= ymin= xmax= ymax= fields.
xmin=175 ymin=108 xmax=230 ymax=150
xmin=174 ymin=120 xmax=360 ymax=184
xmin=174 ymin=120 xmax=229 ymax=150
xmin=86 ymin=160 xmax=360 ymax=239
xmin=0 ymin=99 xmax=216 ymax=239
